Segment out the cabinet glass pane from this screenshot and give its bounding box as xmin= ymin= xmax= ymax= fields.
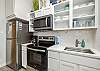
xmin=73 ymin=0 xmax=95 ymax=28
xmin=54 ymin=1 xmax=70 ymax=30
xmin=73 ymin=16 xmax=95 ymax=27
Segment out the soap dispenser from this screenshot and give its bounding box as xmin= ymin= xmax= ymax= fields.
xmin=55 ymin=36 xmax=59 ymax=45
xmin=55 ymin=36 xmax=63 ymax=45
xmin=81 ymin=40 xmax=85 ymax=48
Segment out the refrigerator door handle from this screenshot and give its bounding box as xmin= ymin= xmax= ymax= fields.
xmin=6 ymin=23 xmax=9 ymax=34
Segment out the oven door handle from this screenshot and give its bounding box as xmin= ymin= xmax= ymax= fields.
xmin=27 ymin=48 xmax=45 ymax=52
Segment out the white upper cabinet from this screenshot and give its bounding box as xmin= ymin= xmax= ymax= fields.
xmin=53 ymin=1 xmax=71 ymax=30
xmin=72 ymin=0 xmax=96 ymax=29
xmin=53 ymin=0 xmax=98 ymax=30
xmin=6 ymin=0 xmax=33 ymax=21
xmin=48 ymin=50 xmax=100 ymax=71
xmin=29 ymin=0 xmax=99 ymax=31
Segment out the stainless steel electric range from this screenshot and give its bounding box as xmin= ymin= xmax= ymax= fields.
xmin=27 ymin=36 xmax=55 ymax=71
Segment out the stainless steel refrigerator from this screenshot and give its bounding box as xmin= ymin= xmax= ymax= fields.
xmin=6 ymin=19 xmax=33 ymax=70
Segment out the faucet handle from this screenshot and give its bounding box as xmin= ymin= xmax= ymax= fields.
xmin=75 ymin=39 xmax=81 ymax=47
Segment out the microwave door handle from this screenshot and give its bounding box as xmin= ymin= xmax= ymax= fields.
xmin=28 ymin=48 xmax=45 ymax=52
xmin=46 ymin=17 xmax=47 ymax=26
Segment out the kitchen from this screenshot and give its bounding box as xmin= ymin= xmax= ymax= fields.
xmin=0 ymin=0 xmax=100 ymax=71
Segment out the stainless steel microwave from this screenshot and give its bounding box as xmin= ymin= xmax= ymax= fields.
xmin=33 ymin=14 xmax=53 ymax=30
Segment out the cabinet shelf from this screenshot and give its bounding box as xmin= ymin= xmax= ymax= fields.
xmin=74 ymin=4 xmax=95 ymax=10
xmin=74 ymin=3 xmax=95 ymax=10
xmin=54 ymin=10 xmax=69 ymax=15
xmin=55 ymin=19 xmax=69 ymax=22
xmin=53 ymin=27 xmax=97 ymax=31
xmin=72 ymin=26 xmax=97 ymax=30
xmin=73 ymin=14 xmax=95 ymax=19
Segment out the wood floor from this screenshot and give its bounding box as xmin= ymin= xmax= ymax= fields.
xmin=0 ymin=66 xmax=37 ymax=71
xmin=0 ymin=66 xmax=15 ymax=71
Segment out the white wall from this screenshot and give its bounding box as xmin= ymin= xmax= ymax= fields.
xmin=15 ymin=0 xmax=33 ymax=20
xmin=34 ymin=29 xmax=96 ymax=49
xmin=0 ymin=0 xmax=7 ymax=67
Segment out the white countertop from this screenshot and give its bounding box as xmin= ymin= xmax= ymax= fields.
xmin=47 ymin=44 xmax=100 ymax=59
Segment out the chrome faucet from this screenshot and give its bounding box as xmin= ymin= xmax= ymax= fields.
xmin=75 ymin=39 xmax=81 ymax=47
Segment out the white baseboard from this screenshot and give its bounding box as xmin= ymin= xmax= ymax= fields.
xmin=0 ymin=63 xmax=6 ymax=68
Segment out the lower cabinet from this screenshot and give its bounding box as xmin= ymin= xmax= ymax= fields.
xmin=79 ymin=66 xmax=100 ymax=71
xmin=60 ymin=61 xmax=100 ymax=71
xmin=22 ymin=50 xmax=27 ymax=68
xmin=48 ymin=58 xmax=60 ymax=71
xmin=60 ymin=61 xmax=78 ymax=71
xmin=22 ymin=45 xmax=27 ymax=68
xmin=48 ymin=51 xmax=100 ymax=71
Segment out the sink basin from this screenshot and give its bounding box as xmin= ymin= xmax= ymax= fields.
xmin=64 ymin=47 xmax=95 ymax=54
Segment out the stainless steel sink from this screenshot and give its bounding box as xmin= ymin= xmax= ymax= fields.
xmin=64 ymin=47 xmax=95 ymax=54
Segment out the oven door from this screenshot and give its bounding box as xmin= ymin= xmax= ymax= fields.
xmin=27 ymin=48 xmax=47 ymax=71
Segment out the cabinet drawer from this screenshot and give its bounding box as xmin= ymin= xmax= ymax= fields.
xmin=60 ymin=61 xmax=77 ymax=71
xmin=48 ymin=51 xmax=59 ymax=59
xmin=60 ymin=53 xmax=100 ymax=69
xmin=48 ymin=58 xmax=60 ymax=71
xmin=79 ymin=66 xmax=100 ymax=71
xmin=22 ymin=51 xmax=27 ymax=68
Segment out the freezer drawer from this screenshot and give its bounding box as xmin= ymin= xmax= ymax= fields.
xmin=6 ymin=39 xmax=16 ymax=65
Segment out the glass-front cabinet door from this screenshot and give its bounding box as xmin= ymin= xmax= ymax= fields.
xmin=53 ymin=1 xmax=71 ymax=30
xmin=72 ymin=0 xmax=95 ymax=29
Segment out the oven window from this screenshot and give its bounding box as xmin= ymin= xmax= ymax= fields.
xmin=27 ymin=50 xmax=41 ymax=68
xmin=27 ymin=49 xmax=47 ymax=71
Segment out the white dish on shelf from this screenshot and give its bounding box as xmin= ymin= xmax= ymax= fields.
xmin=89 ymin=2 xmax=95 ymax=5
xmin=74 ymin=14 xmax=95 ymax=19
xmin=55 ymin=16 xmax=62 ymax=21
xmin=80 ymin=3 xmax=87 ymax=7
xmin=55 ymin=10 xmax=69 ymax=14
xmin=74 ymin=5 xmax=80 ymax=9
xmin=74 ymin=3 xmax=95 ymax=10
xmin=62 ymin=16 xmax=69 ymax=20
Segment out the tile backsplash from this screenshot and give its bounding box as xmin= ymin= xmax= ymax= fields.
xmin=33 ymin=29 xmax=96 ymax=49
